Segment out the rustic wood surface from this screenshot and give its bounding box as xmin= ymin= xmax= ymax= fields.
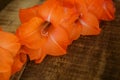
xmin=0 ymin=0 xmax=120 ymax=80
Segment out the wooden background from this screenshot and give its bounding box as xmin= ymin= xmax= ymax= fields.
xmin=0 ymin=0 xmax=120 ymax=80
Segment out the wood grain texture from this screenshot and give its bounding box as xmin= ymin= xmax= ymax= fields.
xmin=0 ymin=0 xmax=120 ymax=80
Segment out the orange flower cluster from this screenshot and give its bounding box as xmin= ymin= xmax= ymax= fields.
xmin=0 ymin=0 xmax=115 ymax=80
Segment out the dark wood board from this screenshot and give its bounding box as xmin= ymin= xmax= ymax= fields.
xmin=0 ymin=0 xmax=120 ymax=80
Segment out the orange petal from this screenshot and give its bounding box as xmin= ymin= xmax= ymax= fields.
xmin=0 ymin=71 xmax=11 ymax=80
xmin=58 ymin=0 xmax=75 ymax=7
xmin=35 ymin=53 xmax=46 ymax=63
xmin=50 ymin=2 xmax=79 ymax=26
xmin=70 ymin=21 xmax=82 ymax=40
xmin=0 ymin=31 xmax=21 ymax=57
xmin=48 ymin=26 xmax=70 ymax=50
xmin=100 ymin=0 xmax=115 ymax=20
xmin=23 ymin=47 xmax=42 ymax=61
xmin=86 ymin=0 xmax=104 ymax=19
xmin=44 ymin=26 xmax=69 ymax=56
xmin=16 ymin=17 xmax=47 ymax=49
xmin=0 ymin=47 xmax=13 ymax=80
xmin=11 ymin=49 xmax=27 ymax=75
xmin=46 ymin=1 xmax=79 ymax=40
xmin=23 ymin=46 xmax=46 ymax=63
xmin=75 ymin=0 xmax=88 ymax=15
xmin=44 ymin=36 xmax=66 ymax=56
xmin=38 ymin=0 xmax=57 ymax=21
xmin=79 ymin=13 xmax=101 ymax=35
xmin=19 ymin=5 xmax=40 ymax=23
